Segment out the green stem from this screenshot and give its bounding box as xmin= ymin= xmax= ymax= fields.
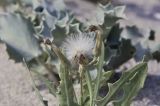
xmin=79 ymin=65 xmax=84 ymax=106
xmin=85 ymin=70 xmax=94 ymax=106
xmin=93 ymin=43 xmax=105 ymax=101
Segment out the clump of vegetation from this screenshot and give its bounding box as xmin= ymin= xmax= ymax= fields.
xmin=0 ymin=0 xmax=159 ymax=106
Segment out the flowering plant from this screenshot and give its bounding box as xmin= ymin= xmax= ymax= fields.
xmin=0 ymin=0 xmax=159 ymax=106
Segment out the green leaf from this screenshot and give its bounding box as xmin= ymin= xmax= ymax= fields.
xmin=99 ymin=71 xmax=113 ymax=87
xmin=85 ymin=6 xmax=105 ymax=26
xmin=43 ymin=9 xmax=57 ymax=31
xmin=52 ymin=22 xmax=82 ymax=46
xmin=0 ymin=13 xmax=42 ymax=62
xmin=68 ymin=23 xmax=82 ymax=34
xmin=113 ymin=63 xmax=148 ymax=106
xmin=104 ymin=24 xmax=122 ymax=62
xmin=52 ymin=25 xmax=66 ymax=46
xmin=51 ymin=45 xmax=78 ymax=106
xmin=84 ymin=3 xmax=125 ymax=27
xmin=106 ymin=39 xmax=136 ymax=70
xmin=56 ymin=12 xmax=69 ymax=27
xmin=97 ymin=62 xmax=147 ymax=106
xmin=101 ymin=4 xmax=126 ymax=37
xmin=58 ymin=63 xmax=78 ymax=106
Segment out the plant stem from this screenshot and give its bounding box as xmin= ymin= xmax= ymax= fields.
xmin=85 ymin=70 xmax=94 ymax=106
xmin=93 ymin=43 xmax=104 ymax=101
xmin=79 ymin=65 xmax=84 ymax=106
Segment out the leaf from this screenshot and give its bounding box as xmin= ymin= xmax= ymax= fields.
xmin=101 ymin=4 xmax=126 ymax=37
xmin=52 ymin=14 xmax=80 ymax=46
xmin=56 ymin=11 xmax=69 ymax=27
xmin=105 ymin=39 xmax=136 ymax=70
xmin=76 ymin=3 xmax=125 ymax=39
xmin=85 ymin=6 xmax=105 ymax=26
xmin=43 ymin=9 xmax=57 ymax=31
xmin=106 ymin=24 xmax=122 ymax=49
xmin=52 ymin=22 xmax=81 ymax=46
xmin=57 ymin=63 xmax=78 ymax=106
xmin=113 ymin=63 xmax=148 ymax=106
xmin=0 ymin=13 xmax=42 ymax=62
xmin=121 ymin=25 xmax=160 ymax=62
xmin=98 ymin=71 xmax=114 ymax=98
xmin=97 ymin=62 xmax=147 ymax=106
xmin=84 ymin=3 xmax=125 ymax=27
xmin=68 ymin=23 xmax=82 ymax=34
xmin=104 ymin=24 xmax=122 ymax=62
xmin=40 ymin=21 xmax=53 ymax=40
xmin=52 ymin=25 xmax=66 ymax=46
xmin=41 ymin=0 xmax=70 ymax=30
xmin=51 ymin=44 xmax=78 ymax=106
xmin=99 ymin=71 xmax=114 ymax=87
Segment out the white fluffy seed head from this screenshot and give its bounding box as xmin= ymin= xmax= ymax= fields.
xmin=62 ymin=32 xmax=96 ymax=64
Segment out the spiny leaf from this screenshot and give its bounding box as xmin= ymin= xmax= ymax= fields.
xmin=97 ymin=62 xmax=147 ymax=106
xmin=68 ymin=23 xmax=82 ymax=34
xmin=40 ymin=21 xmax=53 ymax=40
xmin=0 ymin=13 xmax=42 ymax=62
xmin=56 ymin=11 xmax=69 ymax=27
xmin=113 ymin=62 xmax=147 ymax=106
xmin=84 ymin=3 xmax=125 ymax=27
xmin=101 ymin=3 xmax=126 ymax=37
xmin=99 ymin=71 xmax=113 ymax=87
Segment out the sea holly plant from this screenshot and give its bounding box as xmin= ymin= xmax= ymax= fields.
xmin=1 ymin=0 xmax=159 ymax=106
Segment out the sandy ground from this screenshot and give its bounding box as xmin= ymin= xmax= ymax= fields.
xmin=0 ymin=0 xmax=160 ymax=106
xmin=0 ymin=44 xmax=42 ymax=106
